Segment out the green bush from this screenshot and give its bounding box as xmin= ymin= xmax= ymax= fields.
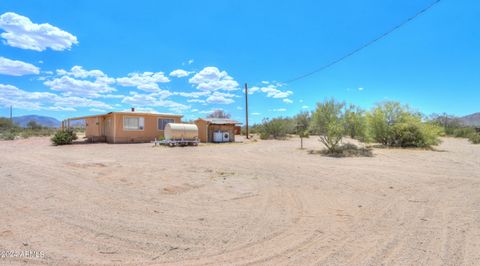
xmin=469 ymin=133 xmax=480 ymax=144
xmin=0 ymin=131 xmax=16 ymax=140
xmin=366 ymin=102 xmax=441 ymax=148
xmin=258 ymin=118 xmax=293 ymax=140
xmin=51 ymin=129 xmax=78 ymax=145
xmin=310 ymin=99 xmax=345 ymax=152
xmin=453 ymin=127 xmax=476 ymax=138
xmin=389 ymin=122 xmax=442 ymax=148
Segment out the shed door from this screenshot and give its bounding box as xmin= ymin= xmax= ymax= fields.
xmin=104 ymin=118 xmax=112 ymax=137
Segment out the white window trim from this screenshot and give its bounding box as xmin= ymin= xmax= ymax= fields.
xmin=123 ymin=116 xmax=145 ymax=131
xmin=157 ymin=118 xmax=175 ymax=131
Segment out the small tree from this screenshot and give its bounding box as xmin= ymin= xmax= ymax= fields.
xmin=294 ymin=112 xmax=311 ymax=149
xmin=207 ymin=110 xmax=231 ymax=119
xmin=310 ymin=99 xmax=345 ymax=152
xmin=344 ymin=104 xmax=367 ymax=141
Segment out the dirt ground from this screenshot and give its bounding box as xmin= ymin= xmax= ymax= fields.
xmin=1 ymin=136 xmax=479 ymax=265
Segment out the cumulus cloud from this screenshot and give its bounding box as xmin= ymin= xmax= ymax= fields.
xmin=0 ymin=56 xmax=40 ymax=76
xmin=44 ymin=75 xmax=116 ymax=98
xmin=0 ymin=83 xmax=112 ymax=111
xmin=56 ymin=65 xmax=109 ymax=79
xmin=189 ymin=66 xmax=239 ymax=91
xmin=283 ymin=98 xmax=293 ymax=104
xmin=187 ymin=99 xmax=206 ymax=103
xmin=205 ymin=92 xmax=235 ymax=104
xmin=121 ymin=92 xmax=189 ymax=113
xmin=0 ymin=12 xmax=78 ymax=51
xmin=169 ymin=69 xmax=192 ymax=78
xmin=175 ymin=91 xmax=210 ymax=98
xmin=43 ymin=66 xmax=116 ymax=98
xmin=116 ymin=71 xmax=170 ymax=92
xmin=249 ymin=83 xmax=293 ymax=99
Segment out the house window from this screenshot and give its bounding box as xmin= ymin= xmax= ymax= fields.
xmin=158 ymin=118 xmax=174 ymax=130
xmin=123 ymin=116 xmax=144 ymax=130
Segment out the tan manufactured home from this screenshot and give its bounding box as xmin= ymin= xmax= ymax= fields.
xmin=63 ymin=110 xmax=182 ymax=143
xmin=195 ymin=118 xmax=241 ymax=143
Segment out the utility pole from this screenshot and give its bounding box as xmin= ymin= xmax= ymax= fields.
xmin=244 ymin=83 xmax=249 ymax=139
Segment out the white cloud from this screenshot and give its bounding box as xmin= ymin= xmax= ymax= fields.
xmin=205 ymin=93 xmax=235 ymax=104
xmin=189 ymin=66 xmax=239 ymax=91
xmin=56 ymin=65 xmax=109 ymax=79
xmin=121 ymin=92 xmax=189 ymax=113
xmin=44 ymin=75 xmax=116 ymax=98
xmin=248 ymin=86 xmax=260 ymax=94
xmin=251 ymin=112 xmax=261 ymax=116
xmin=169 ymin=69 xmax=191 ymax=78
xmin=175 ymin=91 xmax=210 ymax=98
xmin=0 ymin=83 xmax=112 ymax=111
xmin=116 ymin=71 xmax=170 ymax=92
xmin=0 ymin=12 xmax=78 ymax=51
xmin=301 ymin=105 xmax=309 ymax=109
xmin=248 ymin=83 xmax=293 ymax=99
xmin=358 ymin=87 xmax=364 ymax=91
xmin=236 ymin=106 xmax=243 ymax=110
xmin=0 ymin=56 xmax=40 ymax=76
xmin=272 ymin=108 xmax=287 ymax=112
xmin=261 ymin=85 xmax=293 ymax=98
xmin=283 ymin=98 xmax=293 ymax=104
xmin=188 ymin=59 xmax=194 ymax=65
xmin=187 ymin=99 xmax=206 ymax=103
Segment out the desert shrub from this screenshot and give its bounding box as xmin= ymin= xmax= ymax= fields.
xmin=389 ymin=122 xmax=442 ymax=148
xmin=367 ymin=102 xmax=441 ymax=148
xmin=452 ymin=127 xmax=476 ymax=138
xmin=0 ymin=131 xmax=16 ymax=140
xmin=258 ymin=118 xmax=293 ymax=139
xmin=469 ymin=133 xmax=480 ymax=144
xmin=51 ymin=129 xmax=77 ymax=145
xmin=310 ymin=99 xmax=345 ymax=152
xmin=344 ymin=104 xmax=367 ymax=141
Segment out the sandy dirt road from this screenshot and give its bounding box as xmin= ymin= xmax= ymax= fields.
xmin=1 ymin=136 xmax=480 ymax=265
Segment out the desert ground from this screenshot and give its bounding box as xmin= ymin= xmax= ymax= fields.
xmin=1 ymin=136 xmax=480 ymax=265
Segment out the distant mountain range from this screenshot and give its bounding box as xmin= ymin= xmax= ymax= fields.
xmin=459 ymin=113 xmax=480 ymax=127
xmin=11 ymin=115 xmax=61 ymax=128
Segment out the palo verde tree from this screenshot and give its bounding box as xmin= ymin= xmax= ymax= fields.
xmin=309 ymin=99 xmax=346 ymax=152
xmin=344 ymin=104 xmax=367 ymax=141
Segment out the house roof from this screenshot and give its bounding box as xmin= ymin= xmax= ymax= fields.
xmin=197 ymin=118 xmax=242 ymax=125
xmin=64 ymin=111 xmax=182 ymax=121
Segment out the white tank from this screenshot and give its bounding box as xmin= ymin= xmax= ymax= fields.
xmin=164 ymin=123 xmax=198 ymax=140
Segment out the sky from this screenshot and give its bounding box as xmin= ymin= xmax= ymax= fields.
xmin=0 ymin=0 xmax=479 ymax=123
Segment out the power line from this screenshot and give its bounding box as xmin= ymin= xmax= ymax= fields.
xmin=282 ymin=0 xmax=442 ymax=84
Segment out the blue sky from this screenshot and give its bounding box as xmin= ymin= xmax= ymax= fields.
xmin=0 ymin=0 xmax=479 ymax=123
